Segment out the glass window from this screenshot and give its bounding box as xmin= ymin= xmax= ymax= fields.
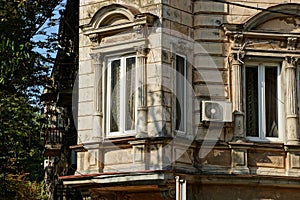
xmin=175 ymin=55 xmax=186 ymax=132
xmin=245 ymin=63 xmax=281 ymax=140
xmin=107 ymin=56 xmax=136 ymax=136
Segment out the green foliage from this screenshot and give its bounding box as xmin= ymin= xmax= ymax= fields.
xmin=0 ymin=0 xmax=62 ymax=99
xmin=0 ymin=0 xmax=63 ymax=198
xmin=1 ymin=175 xmax=47 ymax=200
xmin=0 ymin=95 xmax=46 ymax=198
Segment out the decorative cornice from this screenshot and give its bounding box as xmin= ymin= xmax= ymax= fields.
xmin=82 ymin=12 xmax=158 ymax=43
xmin=287 ymin=37 xmax=297 ymax=50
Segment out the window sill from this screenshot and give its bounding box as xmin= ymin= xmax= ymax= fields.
xmin=106 ymin=131 xmax=137 ymax=139
xmin=245 ymin=137 xmax=283 ymax=144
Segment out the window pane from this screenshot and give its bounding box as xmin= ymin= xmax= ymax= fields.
xmin=265 ymin=67 xmax=278 ymax=137
xmin=246 ymin=67 xmax=259 ymax=137
xmin=175 ymin=55 xmax=185 ymax=131
xmin=125 ymin=57 xmax=136 ymax=131
xmin=110 ymin=60 xmax=120 ymax=132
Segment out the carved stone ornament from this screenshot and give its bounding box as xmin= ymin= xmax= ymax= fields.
xmin=89 ymin=33 xmax=99 ymax=43
xmin=90 ymin=192 xmax=110 ymax=200
xmin=287 ymin=37 xmax=297 ymax=50
xmin=161 ymin=187 xmax=176 ymax=199
xmin=233 ymin=34 xmax=244 ymax=47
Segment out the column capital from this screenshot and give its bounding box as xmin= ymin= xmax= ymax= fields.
xmin=90 ymin=53 xmax=104 ymax=64
xmin=135 ymin=45 xmax=150 ymax=56
xmin=285 ymin=56 xmax=298 ymax=67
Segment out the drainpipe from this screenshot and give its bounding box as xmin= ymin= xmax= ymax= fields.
xmin=175 ymin=176 xmax=186 ymax=200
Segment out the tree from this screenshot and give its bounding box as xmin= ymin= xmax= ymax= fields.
xmin=0 ymin=0 xmax=63 ymax=198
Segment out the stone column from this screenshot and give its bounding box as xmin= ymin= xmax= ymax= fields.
xmin=91 ymin=53 xmax=103 ymax=141
xmin=232 ymin=56 xmax=244 ymax=141
xmin=284 ymin=57 xmax=299 ymax=145
xmin=136 ymin=47 xmax=149 ymax=138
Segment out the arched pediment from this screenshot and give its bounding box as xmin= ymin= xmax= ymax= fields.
xmin=88 ymin=4 xmax=140 ymax=29
xmin=81 ymin=4 xmax=157 ymax=43
xmin=244 ymin=3 xmax=300 ymax=33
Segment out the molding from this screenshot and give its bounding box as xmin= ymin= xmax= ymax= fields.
xmin=81 ymin=4 xmax=158 ymax=43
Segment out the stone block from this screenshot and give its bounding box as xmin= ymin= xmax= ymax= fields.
xmin=79 ymin=34 xmax=92 ymax=48
xmin=248 ymin=151 xmax=285 ymax=168
xmin=194 ymin=55 xmax=225 ymax=69
xmin=78 ymin=101 xmax=94 ymax=116
xmin=174 ymin=148 xmax=193 ymax=164
xmin=195 ymin=42 xmax=223 ymax=55
xmin=78 ymin=87 xmax=94 ymax=102
xmin=79 ymin=46 xmax=92 ymax=61
xmin=79 ymin=60 xmax=93 ymax=75
xmin=195 ymin=126 xmax=224 ymax=141
xmin=170 ymin=0 xmax=192 ymax=13
xmin=147 ymin=121 xmax=171 ymax=137
xmin=194 ymin=14 xmax=224 ymax=27
xmin=147 ymin=76 xmax=172 ymax=93
xmin=140 ymin=0 xmax=161 ymax=7
xmin=117 ymin=0 xmax=139 ymax=7
xmin=88 ymin=149 xmax=98 ymax=166
xmin=133 ymin=145 xmax=145 ymax=163
xmin=194 ymin=1 xmax=228 ymax=14
xmin=171 ymin=21 xmax=189 ymax=36
xmin=104 ymin=148 xmax=133 ymax=165
xmin=78 ymin=130 xmax=92 ymax=143
xmin=147 ymin=90 xmax=172 ymax=107
xmin=79 ymin=74 xmax=94 ymax=89
xmin=148 ymin=105 xmax=171 ymax=122
xmin=147 ymin=48 xmax=162 ymax=63
xmin=78 ymin=116 xmax=93 ymax=130
xmin=193 ymin=69 xmax=226 ymax=84
xmin=232 ymin=150 xmax=246 ymax=166
xmin=181 ymin=12 xmax=193 ymax=27
xmin=194 ymin=28 xmax=221 ymax=41
xmin=162 ymin=5 xmax=181 ymax=24
xmin=194 ymin=83 xmax=226 ymax=97
xmin=290 ymin=153 xmax=300 ymax=169
xmin=200 ymin=149 xmax=231 ymax=166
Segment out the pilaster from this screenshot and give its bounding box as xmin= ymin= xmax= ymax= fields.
xmin=232 ymin=55 xmax=245 ymax=141
xmin=284 ymin=57 xmax=299 ymax=145
xmin=91 ymin=53 xmax=104 ymax=140
xmin=136 ymin=47 xmax=149 ymax=138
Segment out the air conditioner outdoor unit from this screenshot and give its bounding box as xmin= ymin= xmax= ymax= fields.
xmin=202 ymin=101 xmax=232 ymax=122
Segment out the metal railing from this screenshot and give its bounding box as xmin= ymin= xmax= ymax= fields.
xmin=45 ymin=128 xmax=64 ymax=145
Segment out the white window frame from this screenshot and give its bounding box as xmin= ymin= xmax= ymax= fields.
xmin=106 ymin=55 xmax=137 ymax=137
xmin=174 ymin=54 xmax=187 ymax=134
xmin=245 ymin=62 xmax=283 ymax=142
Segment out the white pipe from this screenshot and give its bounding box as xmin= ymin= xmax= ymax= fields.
xmin=175 ymin=176 xmax=180 ymax=200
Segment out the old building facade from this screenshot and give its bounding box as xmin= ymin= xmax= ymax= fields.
xmin=56 ymin=0 xmax=300 ymax=199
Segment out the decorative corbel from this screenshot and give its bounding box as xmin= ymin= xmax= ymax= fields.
xmin=133 ymin=24 xmax=146 ymax=39
xmin=233 ymin=34 xmax=244 ymax=48
xmin=89 ymin=33 xmax=100 ymax=43
xmin=287 ymin=37 xmax=297 ymax=50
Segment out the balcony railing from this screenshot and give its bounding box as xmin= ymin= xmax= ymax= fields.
xmin=45 ymin=128 xmax=64 ymax=146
